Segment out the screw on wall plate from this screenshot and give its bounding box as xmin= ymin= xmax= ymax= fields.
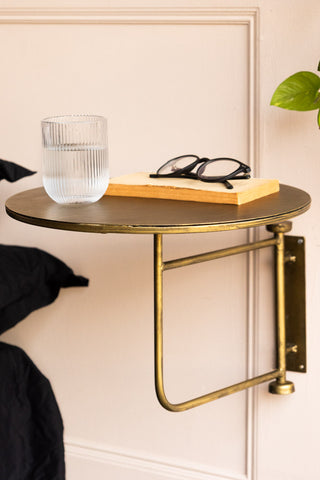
xmin=286 ymin=343 xmax=298 ymax=354
xmin=299 ymin=364 xmax=305 ymax=370
xmin=285 ymin=253 xmax=296 ymax=263
xmin=297 ymin=238 xmax=304 ymax=245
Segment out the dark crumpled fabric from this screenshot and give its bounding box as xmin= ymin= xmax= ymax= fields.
xmin=0 ymin=158 xmax=36 ymax=182
xmin=0 ymin=342 xmax=65 ymax=480
xmin=1 ymin=164 xmax=87 ymax=479
xmin=0 ymin=244 xmax=89 ymax=334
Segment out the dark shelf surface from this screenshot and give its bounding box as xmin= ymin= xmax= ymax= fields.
xmin=5 ymin=185 xmax=311 ymax=234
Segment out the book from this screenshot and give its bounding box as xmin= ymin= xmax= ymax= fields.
xmin=105 ymin=172 xmax=279 ymax=205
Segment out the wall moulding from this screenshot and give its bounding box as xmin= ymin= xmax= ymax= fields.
xmin=0 ymin=6 xmax=259 ymax=25
xmin=0 ymin=5 xmax=260 ymax=173
xmin=0 ymin=6 xmax=260 ymax=479
xmin=65 ymin=438 xmax=248 ymax=480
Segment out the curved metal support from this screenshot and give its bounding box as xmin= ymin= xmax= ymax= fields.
xmin=153 ymin=226 xmax=296 ymax=412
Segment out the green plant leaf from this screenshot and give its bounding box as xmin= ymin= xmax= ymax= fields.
xmin=318 ymin=108 xmax=320 ymax=128
xmin=270 ymin=71 xmax=320 ymax=111
xmin=318 ymin=60 xmax=320 ymax=72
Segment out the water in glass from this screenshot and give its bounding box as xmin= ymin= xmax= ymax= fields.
xmin=42 ymin=115 xmax=109 ymax=204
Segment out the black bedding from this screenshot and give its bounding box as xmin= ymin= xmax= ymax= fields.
xmin=1 ymin=158 xmax=89 ymax=479
xmin=0 ymin=244 xmax=88 ymax=335
xmin=0 ymin=342 xmax=65 ymax=480
xmin=0 ymin=245 xmax=89 ymax=479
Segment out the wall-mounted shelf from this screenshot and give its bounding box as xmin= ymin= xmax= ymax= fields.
xmin=6 ymin=185 xmax=311 ymax=411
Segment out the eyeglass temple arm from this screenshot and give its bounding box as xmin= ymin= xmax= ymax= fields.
xmin=224 ymin=174 xmax=251 ymax=189
xmin=154 ymin=233 xmax=285 ymax=412
xmin=224 ymin=179 xmax=233 ymax=189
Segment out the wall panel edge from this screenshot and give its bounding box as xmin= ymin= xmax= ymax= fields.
xmin=66 ymin=439 xmax=248 ymax=480
xmin=0 ymin=7 xmax=259 ymax=479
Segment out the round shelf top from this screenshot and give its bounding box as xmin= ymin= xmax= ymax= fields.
xmin=5 ymin=185 xmax=311 ymax=234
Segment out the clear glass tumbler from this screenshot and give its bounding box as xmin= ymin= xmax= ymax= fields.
xmin=42 ymin=115 xmax=109 ymax=204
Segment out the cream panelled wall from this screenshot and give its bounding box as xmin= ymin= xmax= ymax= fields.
xmin=0 ymin=2 xmax=319 ymax=480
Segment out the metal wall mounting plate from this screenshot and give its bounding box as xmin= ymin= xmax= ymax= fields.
xmin=285 ymin=235 xmax=306 ymax=373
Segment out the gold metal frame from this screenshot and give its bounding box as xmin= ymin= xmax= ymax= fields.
xmin=5 ymin=187 xmax=310 ymax=411
xmin=154 ymin=221 xmax=303 ymax=411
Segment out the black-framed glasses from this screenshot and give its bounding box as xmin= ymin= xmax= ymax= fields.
xmin=150 ymin=155 xmax=251 ymax=190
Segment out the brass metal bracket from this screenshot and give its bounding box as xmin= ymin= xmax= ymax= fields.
xmin=284 ymin=235 xmax=306 ymax=373
xmin=153 ymin=221 xmax=307 ymax=411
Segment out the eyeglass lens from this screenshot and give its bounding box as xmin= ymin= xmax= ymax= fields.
xmin=157 ymin=156 xmax=199 ymax=175
xmin=199 ymin=159 xmax=241 ymax=178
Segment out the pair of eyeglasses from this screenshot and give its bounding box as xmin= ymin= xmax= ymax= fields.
xmin=150 ymin=155 xmax=251 ymax=190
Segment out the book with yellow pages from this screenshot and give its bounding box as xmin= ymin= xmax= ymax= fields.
xmin=105 ymin=172 xmax=279 ymax=205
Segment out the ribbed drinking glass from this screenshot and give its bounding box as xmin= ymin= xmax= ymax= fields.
xmin=42 ymin=115 xmax=109 ymax=204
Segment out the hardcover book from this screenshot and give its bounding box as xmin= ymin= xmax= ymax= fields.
xmin=105 ymin=172 xmax=279 ymax=205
